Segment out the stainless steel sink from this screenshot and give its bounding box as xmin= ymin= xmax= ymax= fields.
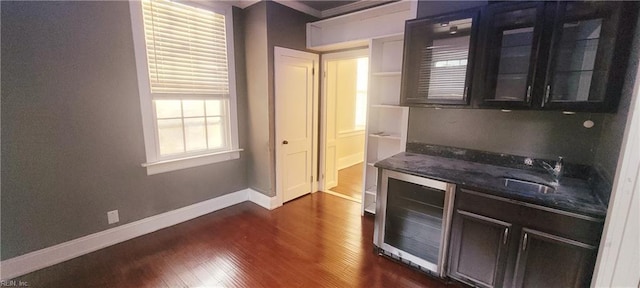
xmin=503 ymin=178 xmax=556 ymax=194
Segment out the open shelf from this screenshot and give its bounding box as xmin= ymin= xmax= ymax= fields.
xmin=371 ymin=104 xmax=405 ymax=109
xmin=362 ymin=34 xmax=409 ymax=216
xmin=364 ymin=202 xmax=376 ymax=214
xmin=365 ymin=185 xmax=377 ymax=195
xmin=372 ymin=71 xmax=402 ymax=77
xmin=369 ymin=133 xmax=402 ymax=140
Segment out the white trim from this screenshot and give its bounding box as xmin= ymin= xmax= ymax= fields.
xmin=338 ymin=154 xmax=364 ymax=171
xmin=306 ymin=1 xmax=417 ymax=51
xmin=319 ymin=49 xmax=369 ymax=192
xmin=592 ymin=53 xmax=640 ymax=287
xmin=128 ymin=1 xmax=241 ymax=173
xmin=0 ymin=188 xmax=278 ymax=280
xmin=272 ymin=0 xmax=321 ymax=18
xmin=248 ymin=189 xmax=281 ymax=210
xmin=142 ymin=149 xmax=243 ymax=175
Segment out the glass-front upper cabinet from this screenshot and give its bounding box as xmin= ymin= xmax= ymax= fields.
xmin=542 ymin=1 xmax=632 ymax=111
xmin=479 ymin=2 xmax=545 ymax=107
xmin=401 ymin=9 xmax=480 ymax=106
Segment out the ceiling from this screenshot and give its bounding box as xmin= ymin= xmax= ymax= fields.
xmin=298 ymin=1 xmax=358 ymax=11
xmin=273 ymin=0 xmax=392 ymax=19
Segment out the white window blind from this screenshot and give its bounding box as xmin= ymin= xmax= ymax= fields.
xmin=142 ymin=0 xmax=229 ymax=97
xmin=418 ymin=36 xmax=470 ymax=100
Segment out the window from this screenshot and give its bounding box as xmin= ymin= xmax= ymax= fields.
xmin=355 ymin=57 xmax=369 ymax=130
xmin=130 ymin=0 xmax=240 ymax=175
xmin=424 ymin=36 xmax=470 ymax=99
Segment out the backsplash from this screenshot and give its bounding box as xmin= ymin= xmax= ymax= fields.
xmin=406 ymin=142 xmax=591 ymax=178
xmin=407 ymin=108 xmax=605 ymax=165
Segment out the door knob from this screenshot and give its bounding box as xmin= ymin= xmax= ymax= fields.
xmin=282 ymin=140 xmax=289 ymax=144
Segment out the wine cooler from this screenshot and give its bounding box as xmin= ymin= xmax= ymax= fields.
xmin=374 ymin=169 xmax=456 ymax=277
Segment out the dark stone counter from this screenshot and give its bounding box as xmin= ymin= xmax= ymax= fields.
xmin=375 ymin=148 xmax=607 ymax=218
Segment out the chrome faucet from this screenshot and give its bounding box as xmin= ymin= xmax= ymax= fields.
xmin=542 ymin=156 xmax=564 ymax=182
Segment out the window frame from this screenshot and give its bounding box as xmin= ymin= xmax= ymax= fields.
xmin=129 ymin=0 xmax=241 ymax=175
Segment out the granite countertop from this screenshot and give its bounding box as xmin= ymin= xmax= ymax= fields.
xmin=375 ymin=151 xmax=607 ymax=218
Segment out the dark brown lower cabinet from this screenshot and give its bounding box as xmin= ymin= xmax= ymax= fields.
xmin=513 ymin=228 xmax=597 ymax=288
xmin=448 ymin=188 xmax=603 ymax=288
xmin=448 ymin=210 xmax=511 ymax=288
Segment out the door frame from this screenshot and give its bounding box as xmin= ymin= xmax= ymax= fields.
xmin=274 ymin=47 xmax=319 ymax=205
xmin=319 ymin=48 xmax=369 ymax=191
xmin=591 ymin=49 xmax=640 ymax=287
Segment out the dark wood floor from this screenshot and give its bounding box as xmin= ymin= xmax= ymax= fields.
xmin=16 ymin=192 xmax=456 ymax=287
xmin=329 ymin=162 xmax=364 ymax=201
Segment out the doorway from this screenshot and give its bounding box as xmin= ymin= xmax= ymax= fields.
xmin=320 ymin=49 xmax=369 ymax=202
xmin=274 ymin=47 xmax=319 ymax=204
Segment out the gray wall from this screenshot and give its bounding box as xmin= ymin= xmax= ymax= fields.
xmin=1 ymin=1 xmax=248 ymax=260
xmin=593 ymin=15 xmax=640 ymax=182
xmin=242 ymin=1 xmax=316 ymax=196
xmin=243 ymin=2 xmax=272 ymax=195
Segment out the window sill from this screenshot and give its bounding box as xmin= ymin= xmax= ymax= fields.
xmin=142 ymin=149 xmax=243 ymax=175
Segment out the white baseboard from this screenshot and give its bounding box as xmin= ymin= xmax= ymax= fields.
xmin=337 ymin=153 xmax=364 ymax=170
xmin=0 ymin=188 xmax=278 ymax=280
xmin=248 ymin=189 xmax=281 ymax=210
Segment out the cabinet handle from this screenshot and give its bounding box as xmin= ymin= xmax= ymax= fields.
xmin=503 ymin=227 xmax=509 ymax=245
xmin=522 ymin=233 xmax=528 ymax=251
xmin=542 ymin=85 xmax=551 ymax=107
xmin=526 ymin=86 xmax=532 ymax=103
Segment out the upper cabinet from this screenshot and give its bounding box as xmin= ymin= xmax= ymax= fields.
xmin=401 ymin=1 xmax=637 ymax=112
xmin=541 ymin=1 xmax=634 ymax=112
xmin=477 ymin=2 xmax=546 ymax=108
xmin=476 ymin=1 xmax=636 ymax=112
xmin=400 ymin=9 xmax=480 ymax=106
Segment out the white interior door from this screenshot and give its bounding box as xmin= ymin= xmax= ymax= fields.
xmin=275 ymin=47 xmax=318 ymax=203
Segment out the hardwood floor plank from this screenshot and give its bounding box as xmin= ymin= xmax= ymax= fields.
xmin=330 ymin=163 xmax=364 ymax=201
xmin=15 ymin=192 xmax=456 ymax=287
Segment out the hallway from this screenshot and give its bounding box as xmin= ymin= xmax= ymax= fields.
xmin=329 ymin=162 xmax=364 ymax=202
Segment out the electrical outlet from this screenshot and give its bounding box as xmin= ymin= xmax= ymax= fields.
xmin=107 ymin=210 xmax=119 ymax=224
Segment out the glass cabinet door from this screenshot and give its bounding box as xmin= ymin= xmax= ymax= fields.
xmin=401 ymin=9 xmax=479 ymax=106
xmin=481 ymin=3 xmax=545 ymax=107
xmin=543 ymin=1 xmax=627 ymax=111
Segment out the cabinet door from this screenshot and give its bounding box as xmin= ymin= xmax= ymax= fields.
xmin=401 ymin=9 xmax=480 ymax=106
xmin=478 ymin=2 xmax=546 ymax=108
xmin=513 ymin=228 xmax=597 ymax=288
xmin=542 ymin=1 xmax=634 ymax=112
xmin=448 ymin=209 xmax=512 ymax=288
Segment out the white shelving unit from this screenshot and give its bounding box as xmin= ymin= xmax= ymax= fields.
xmin=362 ymin=34 xmax=409 ymax=215
xmin=306 ymin=1 xmax=417 ymax=51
